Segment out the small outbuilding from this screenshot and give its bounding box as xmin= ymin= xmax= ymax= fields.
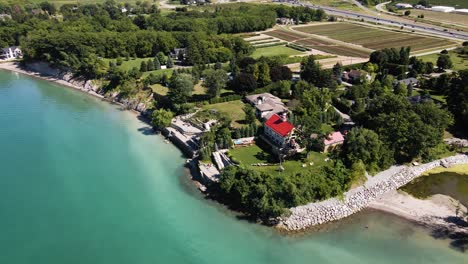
xmin=323 ymin=131 xmax=344 ymax=152
xmin=395 ymin=3 xmax=413 ymax=9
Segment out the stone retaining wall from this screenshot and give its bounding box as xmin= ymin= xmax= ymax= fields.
xmin=277 ymin=154 xmax=468 ymax=231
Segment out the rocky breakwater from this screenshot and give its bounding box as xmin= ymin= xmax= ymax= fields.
xmin=277 ymin=154 xmax=468 ymax=231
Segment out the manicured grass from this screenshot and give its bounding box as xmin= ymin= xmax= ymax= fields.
xmin=418 ymin=50 xmax=468 ymax=72
xmin=294 ymin=23 xmax=458 ymax=53
xmin=150 ymin=84 xmax=169 ymax=96
xmin=103 ymin=57 xmax=159 ymax=72
xmin=141 ymin=68 xmax=174 ymax=78
xmin=229 ymin=144 xmax=328 ymax=176
xmin=202 ymin=100 xmax=246 ymax=128
xmin=412 ymin=89 xmax=447 ymax=104
xmin=252 ymin=45 xmax=303 ymax=58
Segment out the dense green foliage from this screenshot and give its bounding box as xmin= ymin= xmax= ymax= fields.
xmin=340 ymin=127 xmax=393 ymax=174
xmin=151 ymin=108 xmax=174 ymax=129
xmin=355 ymin=94 xmax=453 ymax=162
xmin=446 ymin=70 xmax=468 ymax=135
xmin=203 ymin=69 xmax=228 ymax=98
xmin=218 ymin=162 xmax=351 ymax=221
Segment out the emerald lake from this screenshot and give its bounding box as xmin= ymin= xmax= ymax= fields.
xmin=0 ymin=70 xmax=466 ymax=263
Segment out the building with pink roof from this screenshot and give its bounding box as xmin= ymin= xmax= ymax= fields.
xmin=324 ymin=131 xmax=345 ymax=152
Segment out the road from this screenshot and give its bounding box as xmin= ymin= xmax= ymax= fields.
xmin=297 ymin=1 xmax=468 ymax=41
xmin=375 ymin=1 xmax=394 ymax=15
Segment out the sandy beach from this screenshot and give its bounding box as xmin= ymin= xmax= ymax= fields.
xmin=0 ymin=62 xmax=104 ymax=99
xmin=370 ymin=190 xmax=468 ymax=234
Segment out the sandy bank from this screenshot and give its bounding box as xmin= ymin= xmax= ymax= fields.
xmin=369 ymin=190 xmax=468 ymax=235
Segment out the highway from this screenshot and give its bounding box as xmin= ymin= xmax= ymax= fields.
xmin=297 ymin=1 xmax=468 ymax=41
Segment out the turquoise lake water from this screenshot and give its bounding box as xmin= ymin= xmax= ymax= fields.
xmin=0 ymin=70 xmax=466 ymax=263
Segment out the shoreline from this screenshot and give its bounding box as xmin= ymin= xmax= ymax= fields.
xmin=369 ymin=190 xmax=468 ymax=235
xmin=2 ymin=61 xmax=467 ymax=236
xmin=278 ymin=155 xmax=468 ymax=232
xmin=0 ymin=62 xmax=104 ymax=99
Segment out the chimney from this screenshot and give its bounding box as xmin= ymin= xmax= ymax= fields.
xmin=280 ymin=112 xmax=287 ymax=122
xmin=257 ymin=96 xmax=263 ymax=105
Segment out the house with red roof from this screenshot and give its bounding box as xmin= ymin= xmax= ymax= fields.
xmin=264 ymin=113 xmax=295 ymax=147
xmin=323 ymin=131 xmax=344 ymax=152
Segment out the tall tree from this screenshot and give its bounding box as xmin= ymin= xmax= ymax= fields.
xmin=436 ymin=54 xmax=452 ymax=70
xmin=340 ymin=127 xmax=393 ymax=174
xmin=446 ymin=70 xmax=468 ymax=134
xmin=300 ymin=56 xmax=321 ymax=85
xmin=151 ymin=109 xmax=174 ymax=129
xmin=203 ymin=69 xmax=228 ymax=98
xmin=243 ymin=104 xmax=256 ymax=124
xmin=168 ymin=73 xmax=193 ymax=104
xmin=166 ymin=56 xmax=174 ymax=68
xmin=257 ymin=62 xmax=271 ymax=87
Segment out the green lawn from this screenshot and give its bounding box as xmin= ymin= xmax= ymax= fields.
xmin=229 ymin=144 xmax=328 ymax=177
xmin=418 ymin=50 xmax=468 ymax=72
xmin=150 ymin=84 xmax=169 ymax=96
xmin=142 ymin=68 xmax=174 ymax=78
xmin=103 ymin=57 xmax=163 ymax=72
xmin=252 ymin=45 xmax=303 ymax=59
xmin=202 ymin=100 xmax=246 ymax=128
xmin=412 ymin=89 xmax=447 ymax=104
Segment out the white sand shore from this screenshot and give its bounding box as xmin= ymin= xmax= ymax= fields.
xmin=369 ymin=190 xmax=468 ymax=234
xmin=0 ymin=62 xmax=104 ymax=99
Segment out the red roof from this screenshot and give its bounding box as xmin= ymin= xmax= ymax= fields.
xmin=324 ymin=131 xmax=344 ymax=146
xmin=265 ymin=114 xmax=294 ymax=137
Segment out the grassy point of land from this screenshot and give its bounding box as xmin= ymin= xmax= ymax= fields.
xmin=229 ymin=144 xmax=328 ymax=177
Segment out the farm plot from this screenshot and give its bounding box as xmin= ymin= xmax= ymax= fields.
xmin=266 ymin=29 xmax=371 ymax=58
xmin=294 ymin=23 xmax=458 ymax=52
xmin=295 ymin=39 xmax=371 ymax=57
xmin=264 ymin=30 xmax=307 ymax=42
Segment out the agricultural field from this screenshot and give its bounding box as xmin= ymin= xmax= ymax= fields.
xmin=294 ymin=23 xmax=458 ymax=53
xmin=392 ymin=0 xmax=468 ymax=9
xmin=302 ymin=0 xmax=362 ymax=12
xmin=410 ymin=10 xmax=468 ymax=29
xmin=264 ymin=29 xmax=371 ymax=58
xmin=252 ymin=45 xmax=303 ymax=58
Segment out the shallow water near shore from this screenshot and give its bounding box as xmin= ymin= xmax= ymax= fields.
xmin=0 ymin=70 xmax=467 ymax=263
xmin=401 ymin=171 xmax=468 ymax=206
